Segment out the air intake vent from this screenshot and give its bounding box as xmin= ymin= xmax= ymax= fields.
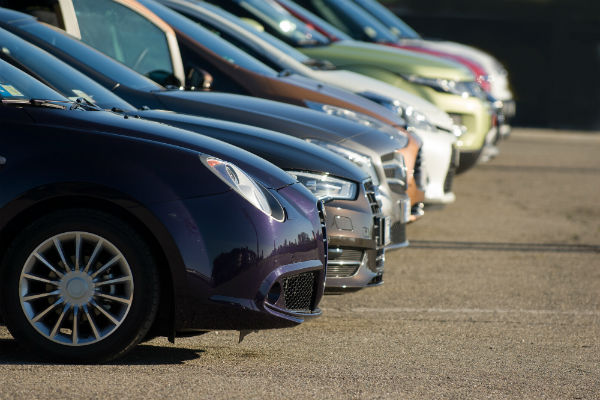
xmin=282 ymin=271 xmax=317 ymax=311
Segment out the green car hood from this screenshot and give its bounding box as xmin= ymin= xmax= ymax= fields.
xmin=301 ymin=40 xmax=474 ymax=82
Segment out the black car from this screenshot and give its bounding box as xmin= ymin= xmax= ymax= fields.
xmin=0 ymin=59 xmax=327 ymax=362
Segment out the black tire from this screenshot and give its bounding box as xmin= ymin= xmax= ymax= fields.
xmin=0 ymin=209 xmax=159 ymax=363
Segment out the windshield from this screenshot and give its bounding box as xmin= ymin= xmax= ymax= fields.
xmin=204 ymin=0 xmax=330 ymax=47
xmin=138 ymin=0 xmax=277 ymax=76
xmin=0 ymin=27 xmax=136 ymax=111
xmin=292 ymin=0 xmax=399 ymax=43
xmin=351 ymin=0 xmax=420 ymax=39
xmin=274 ymin=0 xmax=352 ymax=41
xmin=190 ymin=0 xmax=312 ymax=63
xmin=13 ymin=20 xmax=164 ymax=92
xmin=0 ymin=58 xmax=67 ymax=102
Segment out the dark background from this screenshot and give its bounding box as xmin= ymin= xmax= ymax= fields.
xmin=382 ymin=0 xmax=600 ymax=131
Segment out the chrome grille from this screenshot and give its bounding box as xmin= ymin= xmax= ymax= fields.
xmin=326 ymin=264 xmax=360 ymax=278
xmin=363 ymin=180 xmax=381 ymax=215
xmin=282 ymin=271 xmax=317 ymax=311
xmin=327 ymin=247 xmax=363 ymax=278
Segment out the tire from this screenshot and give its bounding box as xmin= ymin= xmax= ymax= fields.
xmin=0 ymin=209 xmax=159 ymax=363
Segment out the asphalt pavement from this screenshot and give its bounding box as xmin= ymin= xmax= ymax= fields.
xmin=1 ymin=128 xmax=599 ymax=399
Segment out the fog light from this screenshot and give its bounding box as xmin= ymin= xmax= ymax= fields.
xmin=267 ymin=282 xmax=281 ymax=304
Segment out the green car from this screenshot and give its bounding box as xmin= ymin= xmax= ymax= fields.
xmin=209 ymin=0 xmax=495 ymax=170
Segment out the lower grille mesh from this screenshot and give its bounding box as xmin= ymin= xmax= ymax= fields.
xmin=283 ymin=271 xmax=317 ymax=311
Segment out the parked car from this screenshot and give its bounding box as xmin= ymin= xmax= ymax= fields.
xmin=4 ymin=0 xmax=426 ymax=209
xmin=0 ymin=7 xmax=414 ymax=244
xmin=0 ymin=59 xmax=327 ymax=362
xmin=0 ymin=24 xmax=396 ymax=291
xmin=159 ymin=0 xmax=458 ymax=205
xmin=349 ymin=0 xmax=515 ymax=131
xmin=229 ymin=0 xmax=496 ymax=171
xmin=282 ymin=0 xmax=510 ymax=150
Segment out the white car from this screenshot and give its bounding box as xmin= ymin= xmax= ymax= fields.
xmin=161 ymin=0 xmax=460 ymax=204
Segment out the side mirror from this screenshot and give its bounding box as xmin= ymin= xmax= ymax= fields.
xmin=146 ymin=70 xmax=182 ymax=89
xmin=185 ymin=66 xmax=213 ymax=91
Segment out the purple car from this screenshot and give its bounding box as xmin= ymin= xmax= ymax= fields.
xmin=0 ymin=60 xmax=326 ymax=362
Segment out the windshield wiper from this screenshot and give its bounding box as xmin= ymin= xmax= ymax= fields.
xmin=0 ymin=97 xmax=68 ymax=109
xmin=71 ymin=97 xmax=103 ymax=111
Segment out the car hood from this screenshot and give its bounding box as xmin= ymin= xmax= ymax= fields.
xmin=135 ymin=109 xmax=368 ymax=182
xmin=25 ymin=108 xmax=296 ymax=189
xmin=301 ymin=40 xmax=474 ymax=82
xmin=154 ymin=91 xmax=408 ymax=155
xmin=310 ymin=69 xmax=455 ymax=131
xmin=280 ymin=73 xmax=406 ymax=126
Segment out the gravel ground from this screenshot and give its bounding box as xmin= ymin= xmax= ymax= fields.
xmin=1 ymin=128 xmax=599 ymax=399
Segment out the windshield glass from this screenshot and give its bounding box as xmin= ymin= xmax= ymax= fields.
xmin=351 ymin=0 xmax=420 ymax=39
xmin=193 ymin=1 xmax=312 ymax=63
xmin=274 ymin=0 xmax=352 ymax=41
xmin=14 ymin=20 xmax=164 ymax=91
xmin=138 ymin=0 xmax=277 ymax=76
xmin=293 ymin=0 xmax=399 ymax=43
xmin=205 ymin=0 xmax=330 ymax=47
xmin=0 ymin=58 xmax=67 ymax=102
xmin=0 ymin=27 xmax=135 ymax=110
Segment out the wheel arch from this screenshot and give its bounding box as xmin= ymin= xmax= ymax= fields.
xmin=0 ymin=184 xmax=183 ymax=340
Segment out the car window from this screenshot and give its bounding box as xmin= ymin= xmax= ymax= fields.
xmin=13 ymin=20 xmax=165 ymax=91
xmin=294 ymin=0 xmax=399 ymax=43
xmin=0 ymin=59 xmax=67 ymax=102
xmin=206 ymin=0 xmax=330 ymax=47
xmin=72 ymin=0 xmax=174 ymax=78
xmin=351 ymin=0 xmax=420 ymax=39
xmin=0 ymin=27 xmax=136 ymax=111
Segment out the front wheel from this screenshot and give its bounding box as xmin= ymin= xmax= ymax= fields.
xmin=0 ymin=209 xmax=159 ymax=363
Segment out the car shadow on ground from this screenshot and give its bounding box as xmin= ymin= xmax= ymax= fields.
xmin=0 ymin=337 xmax=205 ymax=365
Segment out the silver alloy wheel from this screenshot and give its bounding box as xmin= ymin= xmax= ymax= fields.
xmin=19 ymin=232 xmax=134 ymax=346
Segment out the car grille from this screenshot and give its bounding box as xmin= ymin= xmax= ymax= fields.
xmin=363 ymin=180 xmax=381 ymax=214
xmin=327 ymin=248 xmax=363 ymax=278
xmin=363 ymin=180 xmax=387 ymax=247
xmin=282 ymin=271 xmax=317 ymax=311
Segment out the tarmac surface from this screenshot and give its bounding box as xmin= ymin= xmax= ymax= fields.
xmin=1 ymin=128 xmax=599 ymax=399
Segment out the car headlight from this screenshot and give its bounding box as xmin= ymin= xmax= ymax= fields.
xmin=201 ymin=156 xmax=283 ymax=221
xmin=401 ymin=75 xmax=487 ymax=100
xmin=306 ymin=139 xmax=380 ymax=186
xmin=360 ymin=92 xmax=437 ymax=133
xmin=287 ymin=171 xmax=357 ymax=201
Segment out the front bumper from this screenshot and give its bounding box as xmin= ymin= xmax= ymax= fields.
xmin=149 ymin=183 xmax=327 ymax=332
xmin=323 ymin=181 xmax=387 ymax=291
